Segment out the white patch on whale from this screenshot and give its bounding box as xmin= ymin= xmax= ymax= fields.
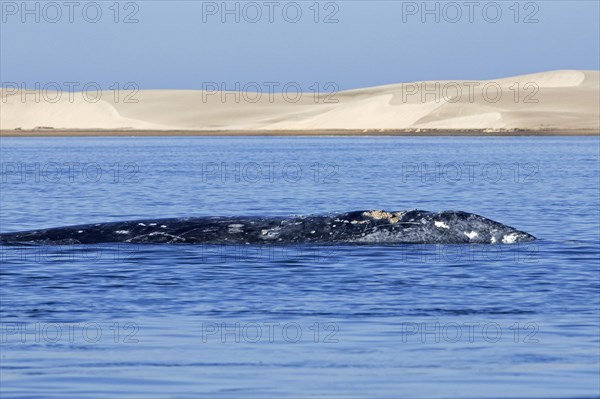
xmin=502 ymin=233 xmax=519 ymax=244
xmin=261 ymin=227 xmax=281 ymax=239
xmin=351 ymin=220 xmax=368 ymax=225
xmin=228 ymin=224 xmax=244 ymax=233
xmin=464 ymin=231 xmax=478 ymax=240
xmin=434 ymin=221 xmax=449 ymax=229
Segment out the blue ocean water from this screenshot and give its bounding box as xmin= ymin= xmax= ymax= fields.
xmin=1 ymin=137 xmax=599 ymax=398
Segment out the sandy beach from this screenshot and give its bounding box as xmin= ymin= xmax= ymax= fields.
xmin=1 ymin=70 xmax=598 ymax=136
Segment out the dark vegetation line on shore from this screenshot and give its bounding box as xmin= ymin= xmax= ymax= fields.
xmin=1 ymin=129 xmax=599 ymax=137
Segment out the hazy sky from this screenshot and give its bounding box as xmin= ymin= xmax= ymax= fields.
xmin=1 ymin=0 xmax=599 ymax=90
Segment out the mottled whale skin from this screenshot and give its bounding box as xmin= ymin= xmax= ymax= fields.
xmin=0 ymin=210 xmax=535 ymax=245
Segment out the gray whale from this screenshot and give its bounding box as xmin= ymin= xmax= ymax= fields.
xmin=0 ymin=210 xmax=535 ymax=245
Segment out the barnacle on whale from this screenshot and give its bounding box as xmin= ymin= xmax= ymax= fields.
xmin=362 ymin=210 xmax=406 ymax=223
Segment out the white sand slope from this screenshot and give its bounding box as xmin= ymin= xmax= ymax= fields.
xmin=1 ymin=70 xmax=598 ymax=132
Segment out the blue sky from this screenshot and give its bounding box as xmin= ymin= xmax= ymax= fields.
xmin=1 ymin=0 xmax=599 ymax=90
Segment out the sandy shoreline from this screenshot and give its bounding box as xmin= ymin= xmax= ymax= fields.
xmin=2 ymin=70 xmax=598 ymax=134
xmin=1 ymin=129 xmax=598 ymax=137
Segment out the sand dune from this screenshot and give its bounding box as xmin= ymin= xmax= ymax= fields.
xmin=1 ymin=70 xmax=598 ymax=132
